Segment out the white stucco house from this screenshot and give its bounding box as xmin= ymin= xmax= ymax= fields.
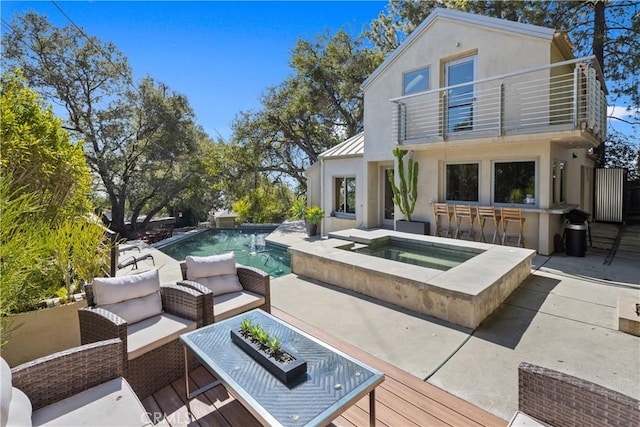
xmin=306 ymin=8 xmax=607 ymax=256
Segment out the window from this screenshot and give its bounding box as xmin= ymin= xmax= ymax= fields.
xmin=403 ymin=67 xmax=429 ymax=95
xmin=552 ymin=159 xmax=566 ymax=204
xmin=493 ymin=161 xmax=536 ymax=205
xmin=445 ymin=56 xmax=476 ymax=133
xmin=446 ymin=163 xmax=479 ymax=202
xmin=335 ymin=177 xmax=356 ymax=215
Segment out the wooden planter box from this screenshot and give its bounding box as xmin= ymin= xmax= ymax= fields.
xmin=396 ymin=220 xmax=430 ymax=235
xmin=230 ymin=329 xmax=307 ymax=384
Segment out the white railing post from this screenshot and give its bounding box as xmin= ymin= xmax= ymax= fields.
xmin=441 ymin=93 xmax=448 ymax=140
xmin=573 ymin=66 xmax=581 ymax=128
xmin=498 ymin=82 xmax=504 ymax=136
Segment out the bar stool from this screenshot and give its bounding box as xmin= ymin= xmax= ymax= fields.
xmin=477 ymin=206 xmax=501 ymax=244
xmin=500 ymin=207 xmax=525 ymax=247
xmin=453 ymin=204 xmax=477 ymax=241
xmin=432 ymin=203 xmax=453 ymax=237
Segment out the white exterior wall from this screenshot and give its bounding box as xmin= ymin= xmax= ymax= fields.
xmin=319 ymin=157 xmax=364 ymax=235
xmin=315 ymin=11 xmax=602 ymax=255
xmin=363 ymin=17 xmax=553 ymax=164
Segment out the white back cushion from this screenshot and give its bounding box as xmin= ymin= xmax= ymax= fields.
xmin=5 ymin=387 xmax=31 ymax=427
xmin=185 ymin=253 xmax=236 ymax=280
xmin=1 ymin=358 xmax=12 ymax=427
xmin=93 ymin=269 xmax=160 ymax=305
xmin=93 ymin=270 xmax=162 ymax=324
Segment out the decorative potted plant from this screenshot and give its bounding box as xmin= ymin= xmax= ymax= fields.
xmin=304 ymin=205 xmax=324 ymax=237
xmin=387 ymin=147 xmax=429 ymax=235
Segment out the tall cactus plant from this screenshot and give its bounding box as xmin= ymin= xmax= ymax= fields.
xmin=387 ymin=147 xmax=419 ymax=222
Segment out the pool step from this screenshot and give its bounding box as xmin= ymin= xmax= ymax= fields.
xmin=351 ymin=243 xmax=369 ymax=251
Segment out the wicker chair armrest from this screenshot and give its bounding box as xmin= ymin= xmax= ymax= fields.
xmin=160 ymin=284 xmax=204 ymax=325
xmin=78 ymin=306 xmax=128 ymax=345
xmin=237 ymin=265 xmax=271 ymax=311
xmin=11 ymin=339 xmax=124 ymax=411
xmin=518 ymin=362 xmax=640 ymax=427
xmin=176 ymin=280 xmax=214 ymax=325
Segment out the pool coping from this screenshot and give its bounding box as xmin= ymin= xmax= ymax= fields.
xmin=288 ymin=229 xmax=536 ymax=328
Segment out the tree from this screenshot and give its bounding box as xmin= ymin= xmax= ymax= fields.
xmin=1 ymin=70 xmax=92 ymax=222
xmin=368 ymin=0 xmax=639 ymax=168
xmin=231 ymin=30 xmax=383 ymax=191
xmin=2 ymin=12 xmax=211 ymax=238
xmin=0 ymin=73 xmax=108 ymax=337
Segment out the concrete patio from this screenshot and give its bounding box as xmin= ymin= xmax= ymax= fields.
xmin=126 ymin=221 xmax=639 ymax=421
xmin=268 ymin=222 xmax=640 ymax=420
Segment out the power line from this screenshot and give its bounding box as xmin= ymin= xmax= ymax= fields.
xmin=49 ymin=0 xmax=139 ymax=96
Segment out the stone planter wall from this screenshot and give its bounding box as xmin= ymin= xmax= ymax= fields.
xmin=2 ymin=300 xmax=86 ymax=367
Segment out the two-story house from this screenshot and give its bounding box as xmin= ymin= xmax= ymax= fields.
xmin=306 ymin=8 xmax=607 ymax=255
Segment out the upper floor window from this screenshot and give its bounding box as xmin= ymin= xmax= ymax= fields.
xmin=446 ymin=163 xmax=479 ymax=202
xmin=403 ymin=67 xmax=430 ymax=95
xmin=335 ymin=177 xmax=356 ymax=215
xmin=493 ymin=160 xmax=536 ymax=205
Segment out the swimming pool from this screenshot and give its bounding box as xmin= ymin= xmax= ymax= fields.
xmin=157 ymin=228 xmax=291 ymax=278
xmin=352 ymin=239 xmax=477 ymax=271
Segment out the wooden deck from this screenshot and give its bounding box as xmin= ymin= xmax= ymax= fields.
xmin=142 ymin=308 xmax=507 ymax=426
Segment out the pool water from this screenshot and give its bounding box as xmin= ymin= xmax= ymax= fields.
xmin=354 ymin=240 xmax=476 ymax=271
xmin=158 ymin=228 xmax=291 ymax=278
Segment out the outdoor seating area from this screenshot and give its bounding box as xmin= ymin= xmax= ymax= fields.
xmin=177 ymin=252 xmax=271 ymax=324
xmin=78 ymin=270 xmax=204 ymax=398
xmin=2 ymin=339 xmax=152 ymax=426
xmin=432 ymin=203 xmax=526 ymax=247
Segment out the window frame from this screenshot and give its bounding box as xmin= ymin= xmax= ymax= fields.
xmin=444 ymin=161 xmax=480 ymax=203
xmin=403 ymin=66 xmax=430 ymax=96
xmin=334 ymin=176 xmax=356 ymax=218
xmin=491 ymin=159 xmax=538 ymax=206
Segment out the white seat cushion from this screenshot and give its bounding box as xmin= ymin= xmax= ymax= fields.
xmin=93 ymin=270 xmax=162 ymax=324
xmin=6 ymin=387 xmax=31 ymax=427
xmin=214 ymin=291 xmax=265 ymax=322
xmin=31 ymin=377 xmax=151 ymax=426
xmin=127 ymin=313 xmax=196 ymax=360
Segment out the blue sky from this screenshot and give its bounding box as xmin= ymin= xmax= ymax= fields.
xmin=2 ymin=0 xmax=387 ymax=140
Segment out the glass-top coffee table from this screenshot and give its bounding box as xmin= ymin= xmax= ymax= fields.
xmin=180 ymin=309 xmax=384 ymax=426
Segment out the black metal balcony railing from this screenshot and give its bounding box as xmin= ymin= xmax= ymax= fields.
xmin=391 ymin=57 xmax=607 ymax=145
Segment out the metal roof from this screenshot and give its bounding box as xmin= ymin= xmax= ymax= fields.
xmin=319 ymin=132 xmax=364 ymax=159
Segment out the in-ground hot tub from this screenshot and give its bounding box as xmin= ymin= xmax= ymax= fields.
xmin=288 ymin=229 xmax=536 ymax=329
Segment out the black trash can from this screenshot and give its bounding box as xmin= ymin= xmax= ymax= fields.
xmin=565 ymin=223 xmax=587 ymax=257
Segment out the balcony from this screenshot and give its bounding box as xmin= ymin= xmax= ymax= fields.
xmin=391 ymin=57 xmax=607 ymax=148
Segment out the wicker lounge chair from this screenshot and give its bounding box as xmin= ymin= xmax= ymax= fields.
xmin=177 ymin=252 xmax=270 ymax=325
xmin=515 ymin=362 xmax=640 ymax=427
xmin=117 ymin=253 xmax=154 ymax=270
xmin=78 ymin=270 xmax=205 ymax=399
xmin=2 ymin=339 xmax=151 ymax=426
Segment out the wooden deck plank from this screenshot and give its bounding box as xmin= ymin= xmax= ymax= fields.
xmin=171 ymin=375 xmax=230 ymax=427
xmin=381 ymin=376 xmax=484 ymax=427
xmin=149 ymin=309 xmax=507 ymax=426
xmin=141 ymin=395 xmax=171 ymax=426
xmin=189 ymin=366 xmax=262 ymax=427
xmin=374 ymin=385 xmax=451 ymax=427
xmin=341 ymin=399 xmax=390 ymax=427
xmin=273 ymin=308 xmax=506 ymax=427
xmin=152 ymin=383 xmax=199 ymax=426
